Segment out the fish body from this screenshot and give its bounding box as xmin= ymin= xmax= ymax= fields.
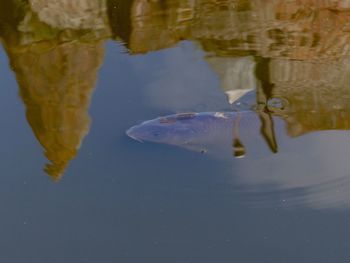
xmin=127 ymin=111 xmax=280 ymax=157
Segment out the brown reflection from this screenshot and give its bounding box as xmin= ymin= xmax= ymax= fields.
xmin=112 ymin=0 xmax=350 ymax=57
xmin=0 ymin=0 xmax=106 ymax=180
xmin=108 ymin=0 xmax=350 ymax=146
xmin=8 ymin=41 xmax=104 ymax=181
xmin=108 ymin=0 xmax=191 ymax=53
xmin=2 ymin=0 xmax=350 ymax=178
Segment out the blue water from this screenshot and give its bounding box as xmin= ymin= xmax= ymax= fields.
xmin=1 ymin=10 xmax=350 ymax=263
xmin=0 ymin=40 xmax=349 ymax=263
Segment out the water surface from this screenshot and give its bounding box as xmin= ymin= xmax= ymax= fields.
xmin=1 ymin=1 xmax=350 ymax=262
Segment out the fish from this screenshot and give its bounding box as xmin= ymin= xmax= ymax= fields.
xmin=126 ymin=111 xmax=280 ymax=157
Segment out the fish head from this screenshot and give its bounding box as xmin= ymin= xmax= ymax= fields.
xmin=126 ymin=113 xmax=200 ymax=145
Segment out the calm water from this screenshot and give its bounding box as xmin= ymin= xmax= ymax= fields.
xmin=1 ymin=0 xmax=350 ymax=262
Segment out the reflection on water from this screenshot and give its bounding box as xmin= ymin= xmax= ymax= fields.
xmin=0 ymin=0 xmax=106 ymax=180
xmin=114 ymin=0 xmax=350 ymax=142
xmin=0 ymin=0 xmax=350 ymax=209
xmin=7 ymin=41 xmax=104 ymax=181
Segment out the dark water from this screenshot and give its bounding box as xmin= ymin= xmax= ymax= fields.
xmin=1 ymin=0 xmax=350 ymax=262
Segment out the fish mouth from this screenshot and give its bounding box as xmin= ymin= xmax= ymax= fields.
xmin=126 ymin=126 xmax=144 ymax=143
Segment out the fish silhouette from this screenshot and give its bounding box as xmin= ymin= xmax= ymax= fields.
xmin=127 ymin=111 xmax=279 ymax=157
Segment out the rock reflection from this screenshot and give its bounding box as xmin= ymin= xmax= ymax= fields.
xmin=29 ymin=0 xmax=108 ymax=31
xmin=8 ymin=41 xmax=104 ymax=181
xmin=117 ymin=0 xmax=350 ymax=139
xmin=1 ymin=0 xmax=350 ymax=189
xmin=0 ymin=0 xmax=105 ymax=181
xmin=117 ymin=0 xmax=350 ymax=209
